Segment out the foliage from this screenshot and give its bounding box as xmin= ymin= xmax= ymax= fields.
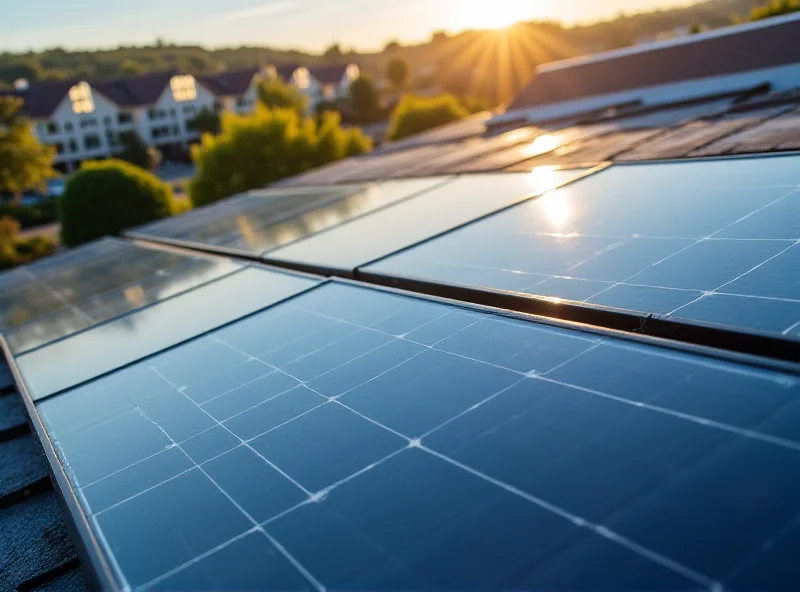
xmin=387 ymin=94 xmax=468 ymax=141
xmin=187 ymin=107 xmax=221 ymax=135
xmin=750 ymin=0 xmax=800 ymax=19
xmin=323 ymin=44 xmax=343 ymax=61
xmin=0 ymin=200 xmax=57 ymax=229
xmin=459 ymin=95 xmax=493 ymax=114
xmin=257 ymin=77 xmax=308 ymax=115
xmin=0 ymin=216 xmax=56 ymax=270
xmin=116 ymin=131 xmax=162 ymax=171
xmin=0 ymin=97 xmax=56 ymax=200
xmin=189 ymin=107 xmax=372 ymax=206
xmin=689 ymin=22 xmax=706 ymax=33
xmin=349 ymin=75 xmax=381 ymax=123
xmin=59 ymin=159 xmax=173 ymax=247
xmin=387 ymin=57 xmax=410 ymax=90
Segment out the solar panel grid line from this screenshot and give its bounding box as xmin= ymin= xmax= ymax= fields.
xmin=0 ymin=334 xmax=121 ymax=591
xmin=342 ymin=164 xmax=611 ymax=272
xmin=26 ymin=282 xmax=800 ymax=588
xmin=353 ymin=271 xmax=800 ymax=369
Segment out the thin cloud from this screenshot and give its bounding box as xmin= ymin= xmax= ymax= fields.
xmin=217 ymin=1 xmax=298 ymax=21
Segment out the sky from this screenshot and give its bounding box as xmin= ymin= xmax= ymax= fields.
xmin=1 ymin=0 xmax=694 ymax=53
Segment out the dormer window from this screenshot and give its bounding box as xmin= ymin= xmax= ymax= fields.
xmin=170 ymin=75 xmax=196 ymax=102
xmin=69 ymin=82 xmax=94 ymax=114
xmin=292 ymin=67 xmax=311 ymax=90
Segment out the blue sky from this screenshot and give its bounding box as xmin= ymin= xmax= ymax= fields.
xmin=2 ymin=0 xmax=690 ymax=52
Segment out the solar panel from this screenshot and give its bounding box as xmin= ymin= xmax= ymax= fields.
xmin=0 ymin=237 xmax=240 ymax=354
xmin=32 ymin=281 xmax=800 ymax=590
xmin=267 ymin=169 xmax=594 ymax=273
xmin=17 ymin=266 xmax=320 ymax=399
xmin=366 ymin=155 xmax=800 ymax=339
xmin=130 ymin=179 xmax=449 ymax=255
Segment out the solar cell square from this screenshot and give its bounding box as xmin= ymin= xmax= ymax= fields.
xmin=34 ymin=282 xmax=800 ymax=590
xmin=366 ymin=155 xmax=800 ymax=339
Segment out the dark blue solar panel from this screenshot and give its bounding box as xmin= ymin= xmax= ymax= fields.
xmin=365 ymin=154 xmax=800 ymax=338
xmin=0 ymin=237 xmax=240 ymax=353
xmin=17 ymin=267 xmax=320 ymax=399
xmin=35 ymin=281 xmax=800 ymax=590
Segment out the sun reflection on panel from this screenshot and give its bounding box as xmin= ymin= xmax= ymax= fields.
xmin=537 ymin=188 xmax=572 ymax=230
xmin=527 ymin=165 xmax=561 ymax=195
xmin=523 ymin=134 xmax=560 ymax=158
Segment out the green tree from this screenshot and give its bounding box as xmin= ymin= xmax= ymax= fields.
xmin=59 ymin=160 xmax=173 ymax=247
xmin=0 ymin=97 xmax=55 ymax=202
xmin=387 ymin=57 xmax=410 ymax=90
xmin=689 ymin=22 xmax=705 ymax=33
xmin=349 ymin=75 xmax=380 ymax=123
xmin=116 ymin=131 xmax=162 ymax=171
xmin=323 ymin=44 xmax=343 ymax=61
xmin=187 ymin=107 xmax=221 ymax=135
xmin=257 ymin=77 xmax=308 ymax=115
xmin=118 ymin=58 xmax=145 ymax=76
xmin=0 ymin=215 xmax=56 ymax=270
xmin=189 ymin=107 xmax=372 ymax=206
xmin=750 ymin=0 xmax=800 ymax=20
xmin=388 ymin=94 xmax=468 ymax=141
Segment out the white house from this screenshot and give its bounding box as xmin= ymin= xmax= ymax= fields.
xmin=4 ymin=62 xmax=360 ymax=171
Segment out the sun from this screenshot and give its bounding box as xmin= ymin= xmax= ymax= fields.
xmin=447 ymin=0 xmax=539 ymax=31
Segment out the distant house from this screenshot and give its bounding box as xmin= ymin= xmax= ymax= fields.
xmin=270 ymin=63 xmax=360 ymax=111
xmin=2 ymin=61 xmax=360 ymax=172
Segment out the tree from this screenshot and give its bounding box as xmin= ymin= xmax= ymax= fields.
xmin=59 ymin=160 xmax=173 ymax=247
xmin=689 ymin=22 xmax=705 ymax=34
xmin=257 ymin=77 xmax=308 ymax=115
xmin=387 ymin=57 xmax=410 ymax=90
xmin=750 ymin=0 xmax=800 ymax=20
xmin=0 ymin=97 xmax=55 ymax=202
xmin=189 ymin=107 xmax=372 ymax=206
xmin=388 ymin=94 xmax=468 ymax=141
xmin=0 ymin=215 xmax=56 ymax=270
xmin=187 ymin=107 xmax=221 ymax=135
xmin=116 ymin=131 xmax=162 ymax=171
xmin=349 ymin=75 xmax=380 ymax=123
xmin=323 ymin=44 xmax=343 ymax=61
xmin=118 ymin=58 xmax=145 ymax=76
xmin=384 ymin=40 xmax=402 ymax=52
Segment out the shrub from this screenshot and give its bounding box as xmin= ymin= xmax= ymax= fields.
xmin=187 ymin=107 xmax=221 ymax=135
xmin=117 ymin=131 xmax=162 ymax=171
xmin=0 ymin=215 xmax=56 ymax=270
xmin=349 ymin=75 xmax=381 ymax=123
xmin=0 ymin=200 xmax=57 ymax=229
xmin=388 ymin=94 xmax=468 ymax=141
xmin=190 ymin=107 xmax=373 ymax=206
xmin=59 ymin=159 xmax=173 ymax=247
xmin=257 ymin=77 xmax=308 ymax=115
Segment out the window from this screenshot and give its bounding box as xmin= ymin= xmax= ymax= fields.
xmin=170 ymin=75 xmax=197 ymax=102
xmin=183 ymin=105 xmax=196 ymax=116
xmin=47 ymin=122 xmax=59 ymax=135
xmin=106 ymin=131 xmax=118 ymax=147
xmin=80 ymin=118 xmax=97 ymax=130
xmin=292 ymin=67 xmax=311 ymax=90
xmin=172 ymin=125 xmax=180 ymax=135
xmin=170 ymin=108 xmax=176 ymax=118
xmin=64 ymin=122 xmax=73 ymax=133
xmin=118 ymin=112 xmax=132 ymax=125
xmin=152 ymin=126 xmax=170 ymax=139
xmin=84 ymin=134 xmax=101 ymax=150
xmin=148 ymin=108 xmax=158 ymax=120
xmin=69 ymin=81 xmax=95 ymax=114
xmin=55 ymin=143 xmax=65 ymax=155
xmin=68 ymin=139 xmax=78 ymax=153
xmin=103 ymin=116 xmax=112 ymax=127
xmin=160 ymin=110 xmax=167 ymax=119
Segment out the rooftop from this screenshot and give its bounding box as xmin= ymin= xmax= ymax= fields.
xmin=2 ymin=13 xmax=800 ymax=591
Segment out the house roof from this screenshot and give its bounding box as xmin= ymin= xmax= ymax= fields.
xmin=507 ymin=13 xmax=800 ymax=114
xmin=309 ymin=64 xmax=350 ymax=84
xmin=0 ymin=362 xmax=85 ymax=591
xmin=198 ymin=67 xmax=260 ymax=97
